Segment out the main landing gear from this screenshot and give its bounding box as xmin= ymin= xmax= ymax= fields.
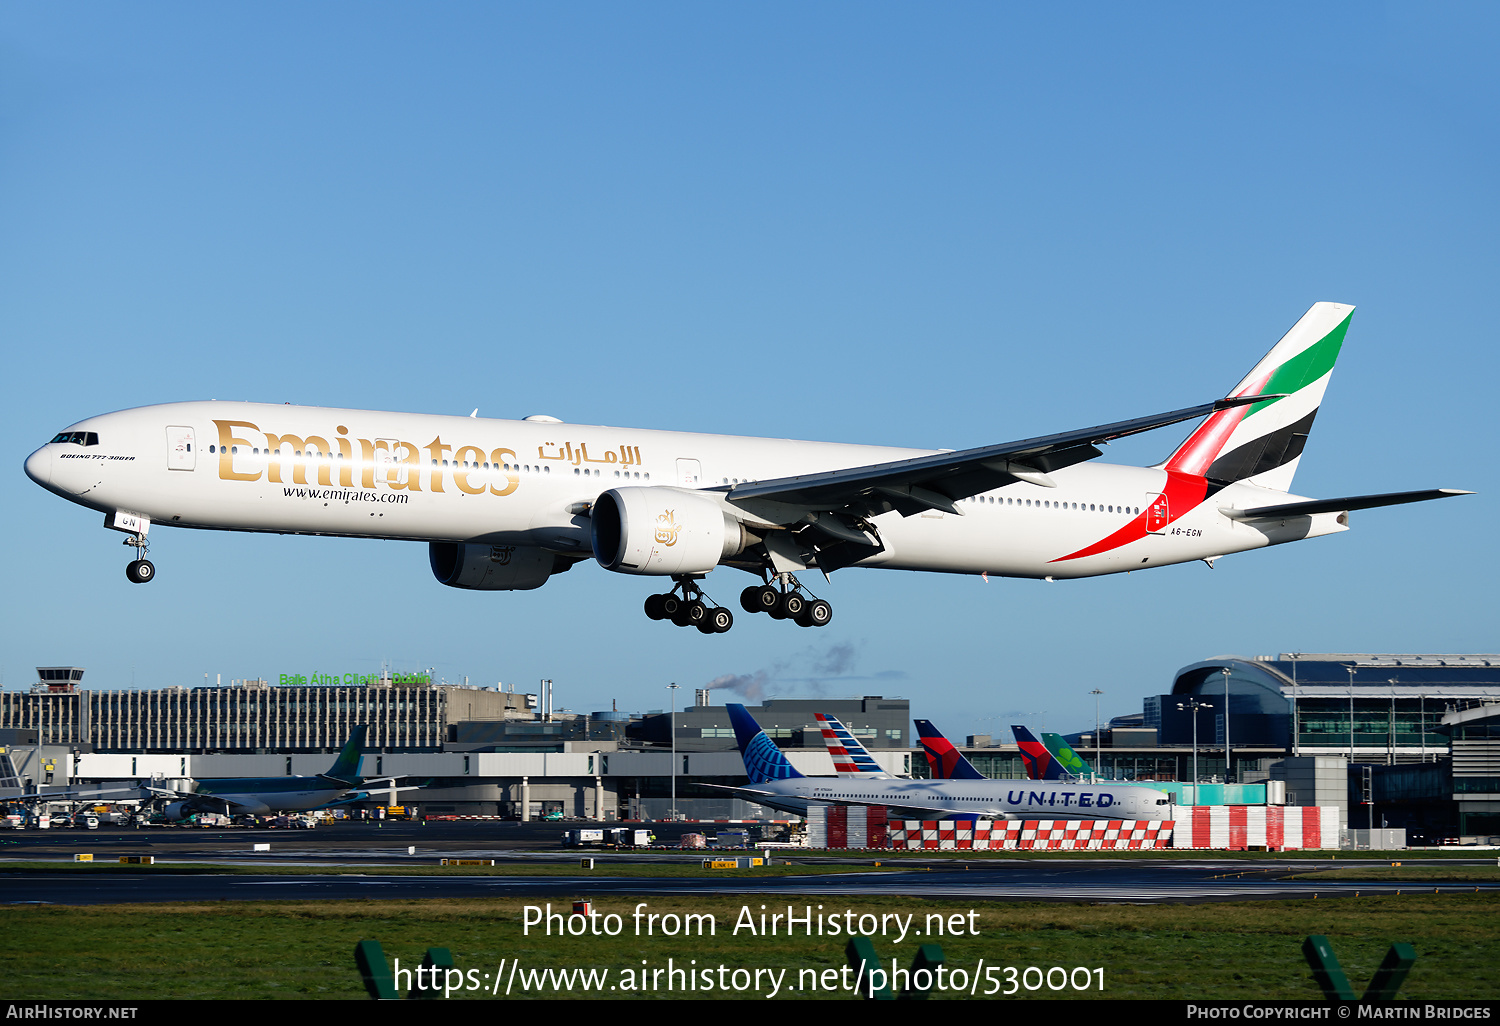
xmin=123 ymin=533 xmax=155 ymax=584
xmin=739 ymin=573 xmax=833 ymax=628
xmin=644 ymin=576 xmax=735 ymax=634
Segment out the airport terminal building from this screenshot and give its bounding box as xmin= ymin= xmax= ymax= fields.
xmin=7 ymin=655 xmax=1500 ymax=836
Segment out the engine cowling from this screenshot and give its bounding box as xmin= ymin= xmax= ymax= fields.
xmin=429 ymin=542 xmax=559 ymax=591
xmin=590 ymin=487 xmax=752 ymax=575
xmin=162 ymin=802 xmax=195 ymax=822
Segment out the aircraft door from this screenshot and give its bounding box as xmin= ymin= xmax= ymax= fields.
xmin=166 ymin=426 xmax=196 ymax=471
xmin=1145 ymin=492 xmax=1169 ymax=533
xmin=675 ymin=459 xmax=702 ymax=487
xmin=375 ymin=439 xmax=407 ymax=488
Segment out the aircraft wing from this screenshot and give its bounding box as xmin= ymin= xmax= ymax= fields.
xmin=136 ymin=786 xmax=263 ymax=814
xmin=7 ymin=786 xmax=140 ymax=805
xmin=806 ymin=790 xmax=1018 ymax=821
xmin=727 ymin=395 xmax=1272 ymax=526
xmin=696 ymin=782 xmax=1013 ymax=820
xmin=138 ymin=784 xmax=197 ymax=800
xmin=1221 ymin=488 xmax=1473 ymax=521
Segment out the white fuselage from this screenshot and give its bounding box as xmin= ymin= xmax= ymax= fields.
xmin=24 ymin=401 xmax=1347 ymax=581
xmin=745 ymin=776 xmax=1173 ymax=821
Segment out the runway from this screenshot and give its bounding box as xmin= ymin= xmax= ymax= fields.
xmin=7 ymin=862 xmax=1495 ymax=905
xmin=2 ymin=821 xmax=1494 ymax=905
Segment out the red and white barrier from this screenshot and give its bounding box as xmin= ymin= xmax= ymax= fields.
xmin=805 ymin=805 xmax=1172 ymax=849
xmin=886 ymin=818 xmax=1173 ymax=850
xmin=806 ymin=803 xmax=1339 ymax=850
xmin=1169 ymin=805 xmax=1339 ymax=850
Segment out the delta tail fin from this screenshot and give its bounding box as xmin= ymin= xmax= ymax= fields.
xmin=1162 ymin=302 xmax=1353 ymax=492
xmin=726 ymin=704 xmax=805 ymax=784
xmin=1011 ymin=725 xmax=1066 ymax=780
xmin=815 ymin=713 xmax=891 ymax=778
xmin=914 ymin=720 xmax=986 ymax=780
xmin=324 ymin=725 xmax=368 ymax=784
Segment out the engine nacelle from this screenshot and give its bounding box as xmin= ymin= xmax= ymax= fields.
xmin=429 ymin=542 xmax=559 ymax=591
xmin=590 ymin=487 xmax=752 ymax=575
xmin=162 ymin=802 xmax=194 ymax=822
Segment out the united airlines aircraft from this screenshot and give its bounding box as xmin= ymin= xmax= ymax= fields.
xmin=24 ymin=303 xmax=1467 ymax=632
xmin=718 ymin=704 xmax=1171 ymax=821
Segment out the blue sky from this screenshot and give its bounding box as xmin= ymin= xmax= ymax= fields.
xmin=2 ymin=4 xmax=1494 ymax=736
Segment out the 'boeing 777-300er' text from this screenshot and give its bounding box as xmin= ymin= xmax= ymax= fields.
xmin=25 ymin=303 xmax=1468 ymax=632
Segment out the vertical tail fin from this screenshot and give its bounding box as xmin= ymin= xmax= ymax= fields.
xmin=1012 ymin=725 xmax=1066 ymax=781
xmin=816 ymin=713 xmax=891 ymax=777
xmin=1163 ymin=302 xmax=1353 ymax=492
xmin=1040 ymin=732 xmax=1094 ymax=780
xmin=325 ymin=725 xmax=368 ymax=783
xmin=914 ymin=720 xmax=986 ymax=780
xmin=726 ymin=704 xmax=804 ymax=783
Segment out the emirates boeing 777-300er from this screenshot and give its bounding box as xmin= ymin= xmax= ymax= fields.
xmin=25 ymin=303 xmax=1468 ymax=633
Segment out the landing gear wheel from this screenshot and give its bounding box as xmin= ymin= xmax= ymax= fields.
xmin=125 ymin=559 xmax=155 ymax=584
xmin=796 ymin=598 xmax=833 ymax=628
xmin=660 ymin=594 xmax=683 ymax=621
xmin=752 ymin=585 xmax=780 ymax=614
xmin=647 ymin=576 xmax=733 ymax=634
xmin=740 ymin=586 xmax=763 ymax=614
xmin=778 ymin=592 xmax=806 ymax=621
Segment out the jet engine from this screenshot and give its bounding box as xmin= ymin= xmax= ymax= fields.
xmin=428 ymin=542 xmax=560 ymax=591
xmin=162 ymin=802 xmax=195 ymax=822
xmin=590 ymin=487 xmax=754 ymax=575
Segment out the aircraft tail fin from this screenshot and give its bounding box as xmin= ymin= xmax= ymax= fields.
xmin=914 ymin=720 xmax=986 ymax=780
xmin=326 ymin=725 xmax=368 ymax=783
xmin=726 ymin=704 xmax=804 ymax=783
xmin=816 ymin=713 xmax=890 ymax=777
xmin=1011 ymin=725 xmax=1063 ymax=780
xmin=1163 ymin=302 xmax=1353 ymax=492
xmin=1040 ymin=732 xmax=1094 ymax=780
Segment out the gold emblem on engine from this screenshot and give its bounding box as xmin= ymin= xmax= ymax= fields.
xmin=654 ymin=510 xmax=680 ymax=546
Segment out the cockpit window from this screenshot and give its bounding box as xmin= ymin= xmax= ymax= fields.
xmin=49 ymin=432 xmax=99 ymax=446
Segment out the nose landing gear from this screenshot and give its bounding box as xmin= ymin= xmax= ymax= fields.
xmin=739 ymin=573 xmax=832 ymax=628
xmin=644 ymin=575 xmax=734 ymax=634
xmin=123 ymin=533 xmax=155 ymax=584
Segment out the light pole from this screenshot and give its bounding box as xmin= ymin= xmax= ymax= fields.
xmin=1346 ymin=665 xmax=1357 ymax=762
xmin=667 ymin=683 xmax=680 ymax=822
xmin=1177 ymin=698 xmax=1213 ymax=800
xmin=1290 ymin=652 xmax=1301 ymax=758
xmin=1388 ymin=678 xmax=1399 ymax=768
xmin=1089 ymin=689 xmax=1104 ymax=783
xmin=1220 ymin=666 xmax=1232 ymax=784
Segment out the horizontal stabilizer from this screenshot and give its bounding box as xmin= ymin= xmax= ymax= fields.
xmin=1222 ymin=488 xmax=1473 ymax=521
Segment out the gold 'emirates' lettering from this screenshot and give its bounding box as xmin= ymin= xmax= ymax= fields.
xmin=453 ymin=445 xmax=486 ymax=495
xmin=264 ymin=431 xmax=332 ymax=485
xmin=210 ymin=419 xmax=525 ymax=499
xmin=490 ymin=448 xmax=519 ymax=496
xmin=214 ymin=421 xmax=261 ymax=482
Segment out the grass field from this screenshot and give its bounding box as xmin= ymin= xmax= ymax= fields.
xmin=3 ymin=892 xmax=1496 ymax=1000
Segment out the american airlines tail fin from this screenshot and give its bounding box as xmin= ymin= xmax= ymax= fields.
xmin=815 ymin=713 xmax=891 ymax=778
xmin=726 ymin=704 xmax=805 ymax=784
xmin=914 ymin=720 xmax=986 ymax=780
xmin=324 ymin=725 xmax=368 ymax=784
xmin=1162 ymin=302 xmax=1353 ymax=492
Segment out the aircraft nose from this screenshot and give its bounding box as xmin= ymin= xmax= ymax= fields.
xmin=24 ymin=446 xmax=52 ymax=487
